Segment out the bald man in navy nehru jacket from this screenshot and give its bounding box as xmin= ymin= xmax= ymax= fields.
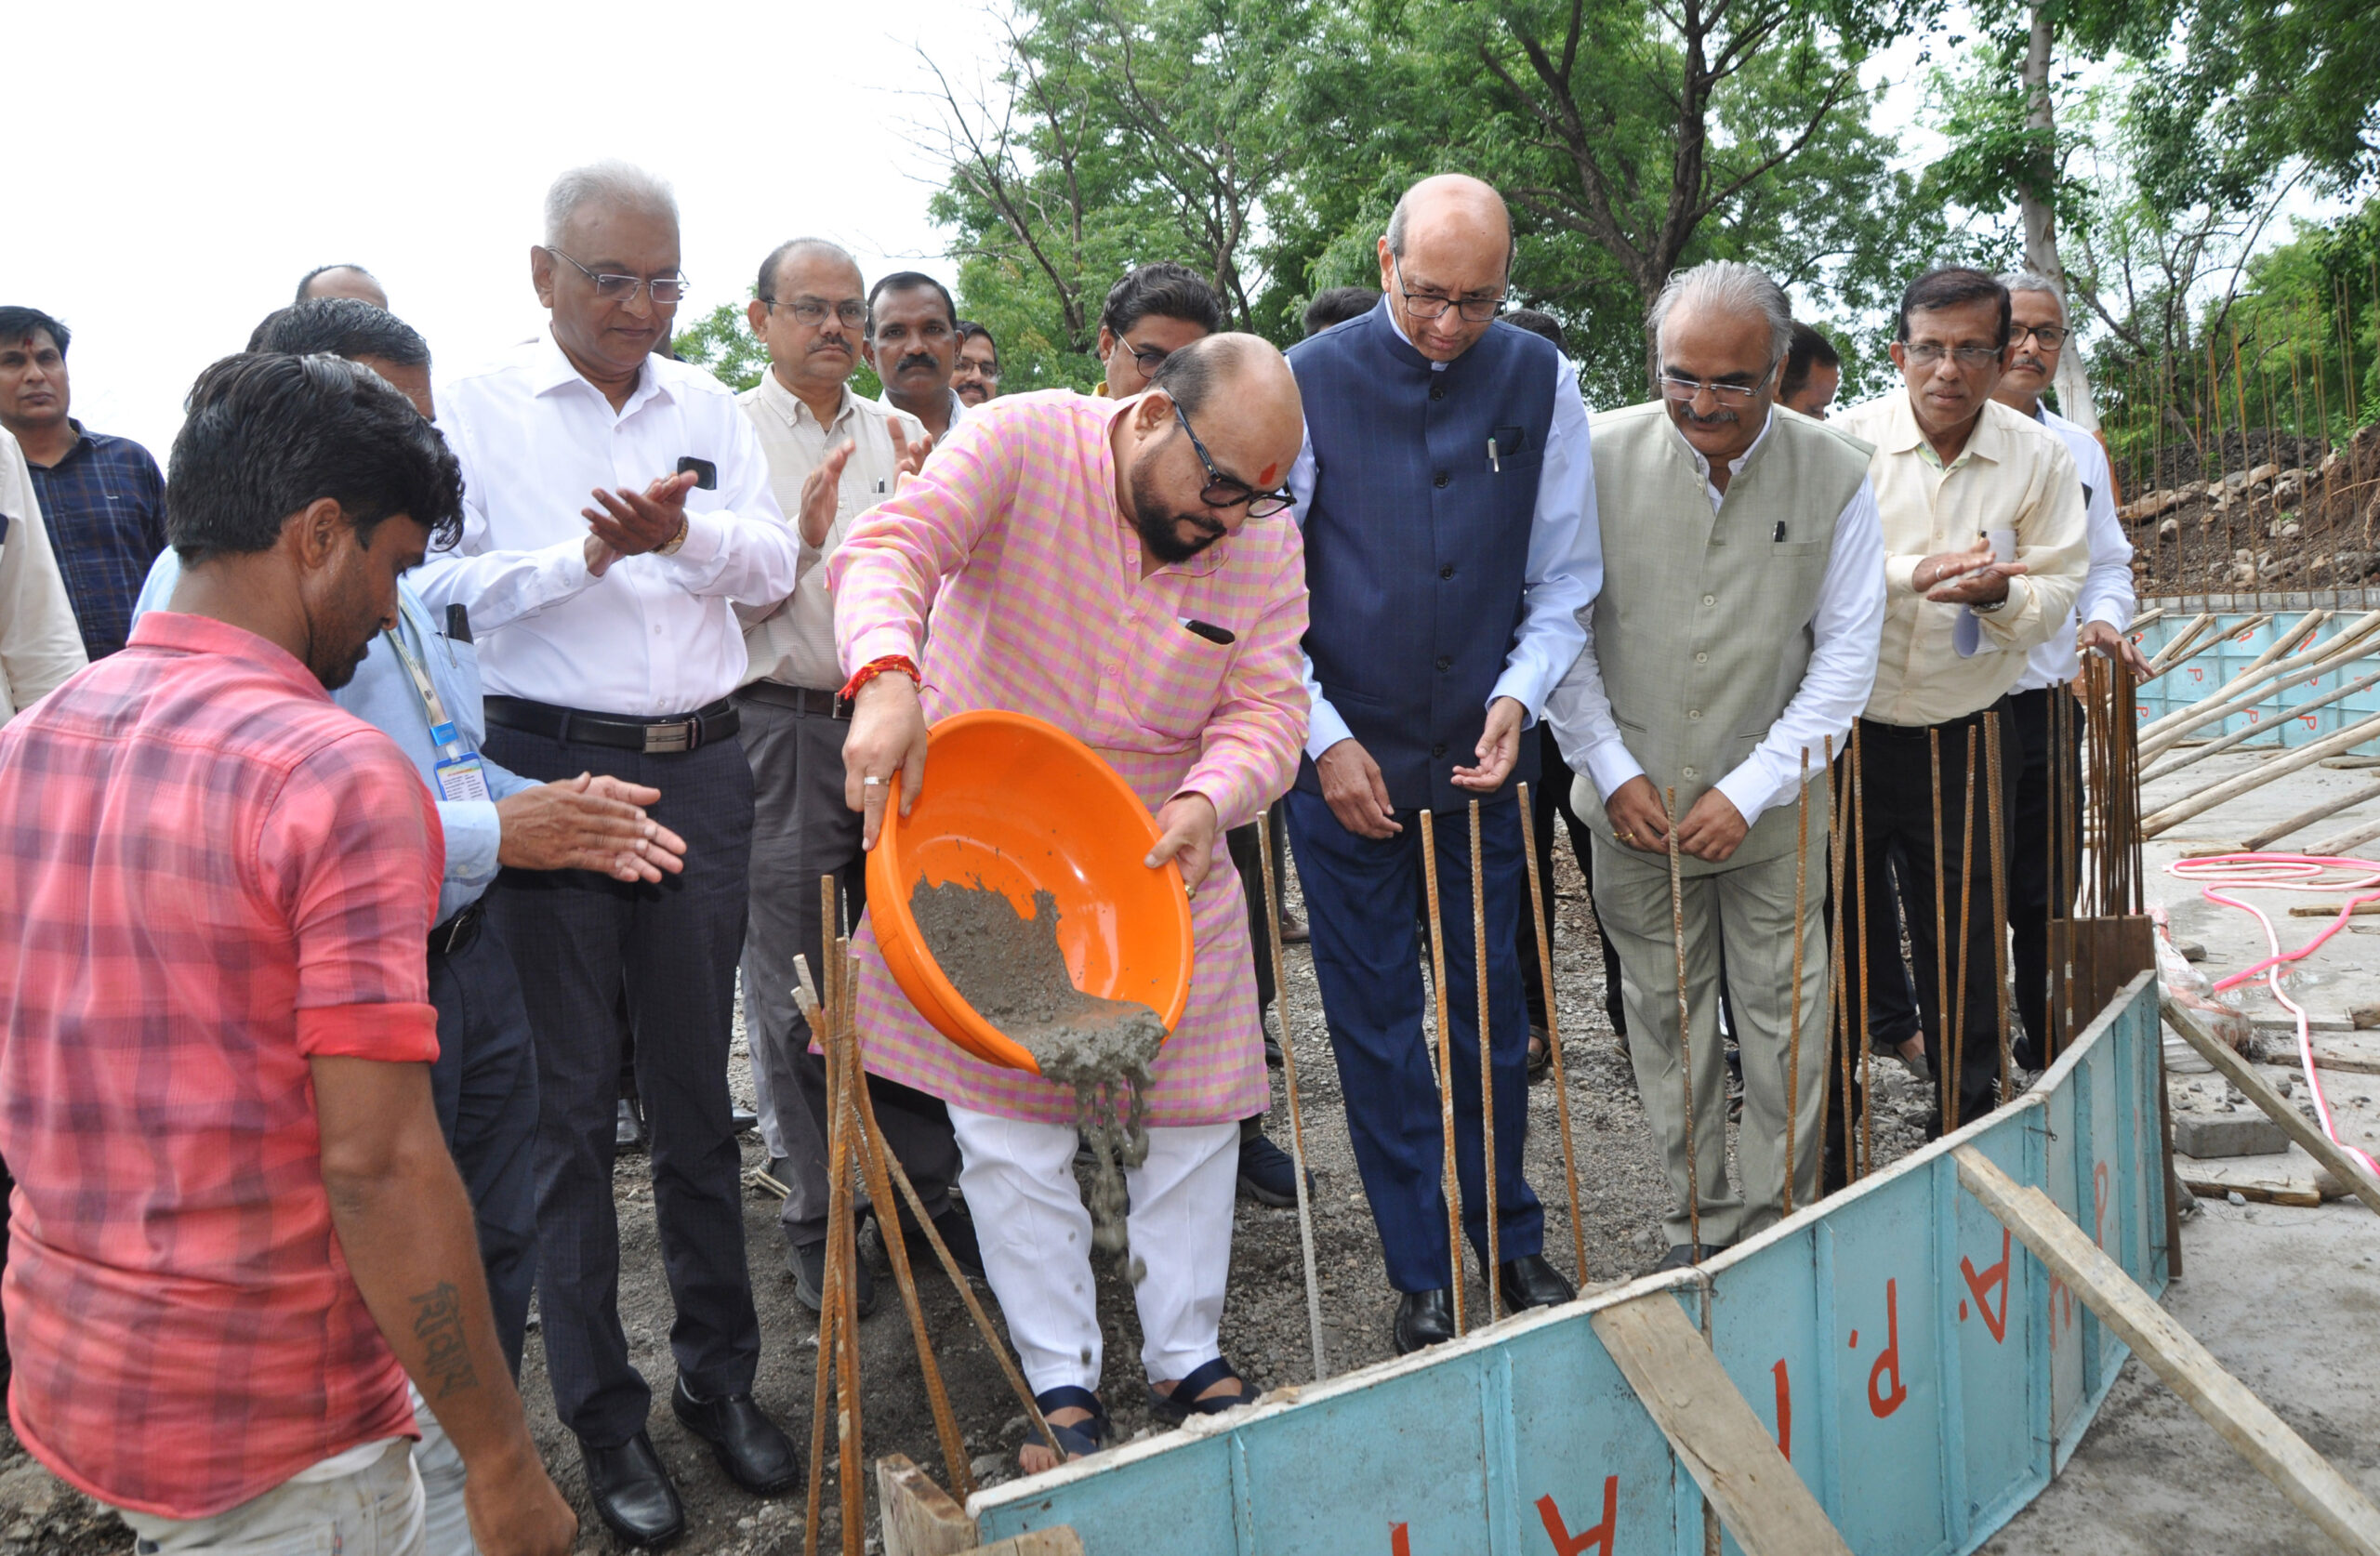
xmin=1285 ymin=174 xmax=1601 ymax=1353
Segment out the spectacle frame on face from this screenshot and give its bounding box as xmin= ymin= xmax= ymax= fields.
xmin=1122 ymin=340 xmax=1175 ymax=376
xmin=2010 ymin=322 xmax=2069 ymax=349
xmin=1903 ymin=342 xmax=2003 ymax=370
xmin=1659 ymin=367 xmax=1774 ymax=405
xmin=763 ymin=297 xmax=868 ymax=330
xmin=1390 ymin=257 xmax=1507 ymax=323
xmin=1172 ymin=401 xmax=1294 ymax=518
xmin=546 ymin=247 xmax=688 ymax=306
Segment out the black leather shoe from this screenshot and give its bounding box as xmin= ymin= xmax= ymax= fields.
xmin=1236 ymin=1130 xmax=1310 ymax=1207
xmin=579 ymin=1430 xmax=684 ymax=1548
xmin=672 ymin=1378 xmax=801 ymax=1497
xmin=1497 ymin=1254 xmax=1576 ymax=1312
xmin=1393 ymin=1288 xmax=1457 ymax=1354
xmin=788 ymin=1236 xmax=877 ymax=1316
xmin=615 ymin=1097 xmax=647 ymax=1153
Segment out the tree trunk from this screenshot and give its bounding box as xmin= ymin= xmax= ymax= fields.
xmin=2019 ymin=1 xmax=2101 ymax=433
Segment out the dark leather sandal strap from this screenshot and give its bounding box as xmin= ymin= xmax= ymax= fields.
xmin=1168 ymin=1356 xmax=1247 ymax=1416
xmin=1030 ymin=1386 xmax=1110 ymax=1455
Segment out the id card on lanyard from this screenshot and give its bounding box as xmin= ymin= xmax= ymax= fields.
xmin=386 ymin=624 xmax=493 ymax=803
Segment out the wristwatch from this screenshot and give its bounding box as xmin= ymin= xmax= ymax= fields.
xmin=1972 ymin=595 xmax=2007 ymax=613
xmin=654 ymin=514 xmax=690 ymax=557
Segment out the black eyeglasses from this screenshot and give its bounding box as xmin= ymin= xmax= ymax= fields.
xmin=762 ymin=297 xmax=868 ymax=329
xmin=1122 ymin=341 xmax=1174 ymax=376
xmin=2012 ymin=323 xmax=2069 ymax=348
xmin=546 ymin=247 xmax=688 ymax=306
xmin=1391 ymin=257 xmax=1506 ymax=323
xmin=1173 ymin=402 xmax=1294 ymax=518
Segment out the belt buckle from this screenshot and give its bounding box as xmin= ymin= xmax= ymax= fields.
xmin=644 ymin=719 xmax=694 ymax=755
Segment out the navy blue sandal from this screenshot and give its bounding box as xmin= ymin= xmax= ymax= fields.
xmin=1025 ymin=1386 xmax=1109 ymax=1464
xmin=1148 ymin=1356 xmax=1250 ymax=1424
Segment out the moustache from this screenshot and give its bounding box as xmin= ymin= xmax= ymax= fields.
xmin=1681 ymin=405 xmax=1739 ymax=428
xmin=808 ymin=336 xmax=851 ymax=354
xmin=2012 ymin=355 xmax=2048 ymax=376
xmin=896 ymin=353 xmax=938 ymax=375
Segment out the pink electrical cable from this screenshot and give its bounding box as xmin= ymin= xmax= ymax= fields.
xmin=2165 ymin=851 xmax=2380 ymax=1179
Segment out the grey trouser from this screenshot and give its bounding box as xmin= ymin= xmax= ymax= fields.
xmin=1591 ymin=832 xmax=1831 ymax=1247
xmin=736 ymin=689 xmax=959 ymax=1247
xmin=112 ymin=1440 xmax=423 ymax=1555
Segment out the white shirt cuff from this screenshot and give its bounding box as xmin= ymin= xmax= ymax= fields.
xmin=1578 ymin=739 xmax=1644 ymax=810
xmin=1304 ymin=695 xmax=1355 ymax=765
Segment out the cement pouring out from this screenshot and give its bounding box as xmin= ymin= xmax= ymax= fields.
xmin=910 ymin=877 xmax=1168 ymax=1281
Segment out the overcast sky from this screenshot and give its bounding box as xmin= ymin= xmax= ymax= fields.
xmin=4 ymin=0 xmax=1006 ymax=460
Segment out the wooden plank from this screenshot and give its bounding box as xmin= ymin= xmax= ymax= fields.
xmin=1590 ymin=1294 xmax=1854 ymax=1556
xmin=2313 ymin=1033 xmax=2380 ymax=1075
xmin=964 ymin=1532 xmax=1085 ymax=1556
xmin=1955 ymin=1147 xmax=2380 ymax=1556
xmin=880 ymin=1453 xmax=978 ymax=1556
xmin=2162 ymin=996 xmax=2380 ymax=1216
xmin=2174 ymin=1153 xmax=2336 ymax=1206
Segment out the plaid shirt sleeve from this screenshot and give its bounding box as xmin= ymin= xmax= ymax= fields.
xmin=258 ymin=728 xmax=443 ymax=1062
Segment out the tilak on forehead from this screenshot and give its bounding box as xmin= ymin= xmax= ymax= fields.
xmin=1256 ymin=460 xmax=1281 ymax=486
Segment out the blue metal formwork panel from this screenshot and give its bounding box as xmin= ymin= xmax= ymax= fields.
xmin=2130 ymin=611 xmax=2380 ymax=755
xmin=971 ymin=973 xmax=2167 ymax=1556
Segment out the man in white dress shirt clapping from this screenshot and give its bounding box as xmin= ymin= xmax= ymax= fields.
xmin=412 ymin=160 xmax=804 ymax=1549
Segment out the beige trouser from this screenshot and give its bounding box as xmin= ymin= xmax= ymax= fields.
xmin=111 ymin=1440 xmax=424 ymax=1556
xmin=1590 ymin=835 xmax=1831 ymax=1248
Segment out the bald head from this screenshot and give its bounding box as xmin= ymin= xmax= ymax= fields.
xmin=1116 ymin=333 xmax=1304 ymax=569
xmin=297 ymin=265 xmax=389 ymax=310
xmin=1379 ymin=175 xmax=1515 ymax=363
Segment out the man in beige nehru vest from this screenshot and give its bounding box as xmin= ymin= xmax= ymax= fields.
xmin=1547 ymin=261 xmax=1884 ymax=1265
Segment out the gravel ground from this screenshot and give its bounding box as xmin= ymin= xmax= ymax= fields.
xmin=0 ymin=815 xmax=1947 ymax=1556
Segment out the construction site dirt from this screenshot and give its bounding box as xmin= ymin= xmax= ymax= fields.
xmin=0 ymin=827 xmax=2060 ymax=1556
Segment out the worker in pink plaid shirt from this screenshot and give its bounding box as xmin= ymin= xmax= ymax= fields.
xmin=830 ymin=334 xmax=1309 ymax=1473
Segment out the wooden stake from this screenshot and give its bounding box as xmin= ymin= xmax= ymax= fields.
xmin=1418 ymin=810 xmax=1466 ymax=1334
xmin=1470 ymin=799 xmax=1501 ymax=1314
xmin=1253 ymin=807 xmax=1329 ymax=1379
xmin=1783 ymin=751 xmax=1810 ymax=1216
xmin=1665 ymin=787 xmax=1702 ymax=1259
xmin=1516 ymin=782 xmax=1588 ymax=1281
xmin=833 ymin=937 xmax=866 ymax=1552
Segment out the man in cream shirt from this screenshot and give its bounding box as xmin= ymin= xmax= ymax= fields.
xmin=1830 ymin=267 xmax=2086 ymax=1176
xmin=733 ymin=238 xmax=977 ymax=1313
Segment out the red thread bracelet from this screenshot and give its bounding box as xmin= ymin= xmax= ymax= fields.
xmin=840 ymin=654 xmax=920 ymax=702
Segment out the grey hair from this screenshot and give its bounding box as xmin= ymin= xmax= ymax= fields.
xmin=1648 ymin=260 xmax=1794 ymax=374
xmin=1384 ymin=179 xmax=1520 ymax=271
xmin=543 ymin=160 xmax=679 ymax=247
xmin=1996 ymin=270 xmax=2069 ymax=324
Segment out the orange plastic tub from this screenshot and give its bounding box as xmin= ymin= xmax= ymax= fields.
xmin=866 ymin=709 xmax=1195 ymax=1075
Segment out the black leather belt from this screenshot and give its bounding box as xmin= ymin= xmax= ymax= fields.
xmin=485 ymin=695 xmax=739 ymax=754
xmin=430 ymin=900 xmax=483 ymax=957
xmin=733 ymin=682 xmax=850 ymax=719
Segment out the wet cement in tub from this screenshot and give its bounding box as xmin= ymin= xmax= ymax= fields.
xmin=910 ymin=877 xmax=1168 ymax=1281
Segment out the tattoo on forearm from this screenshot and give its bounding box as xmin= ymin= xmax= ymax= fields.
xmin=409 ymin=1283 xmax=480 ymax=1399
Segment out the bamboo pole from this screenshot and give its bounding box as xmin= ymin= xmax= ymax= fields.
xmin=1254 ymin=809 xmax=1329 ymax=1379
xmin=1418 ymin=811 xmax=1466 ymax=1333
xmin=1515 ymin=782 xmax=1589 ymax=1281
xmin=2237 ymin=777 xmax=2380 ymax=853
xmin=2135 ymin=608 xmax=2363 ymax=749
xmin=2139 ymin=667 xmax=2380 ymax=784
xmin=2140 ymin=708 xmax=2380 ymax=837
xmin=1470 ymin=800 xmax=1501 ymax=1315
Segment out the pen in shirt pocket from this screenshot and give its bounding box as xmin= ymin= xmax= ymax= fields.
xmin=1179 ymin=618 xmax=1236 ymax=646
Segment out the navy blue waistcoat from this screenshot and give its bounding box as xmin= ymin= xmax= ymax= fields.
xmin=1289 ymin=301 xmax=1558 ymax=813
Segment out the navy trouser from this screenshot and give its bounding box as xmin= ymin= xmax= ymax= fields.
xmin=1285 ymin=787 xmax=1542 ymax=1292
xmin=484 ymin=728 xmax=760 ymax=1446
xmin=426 ymin=915 xmax=541 ymax=1378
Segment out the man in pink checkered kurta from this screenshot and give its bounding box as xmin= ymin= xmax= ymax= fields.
xmin=826 ymin=336 xmax=1308 ymax=1469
